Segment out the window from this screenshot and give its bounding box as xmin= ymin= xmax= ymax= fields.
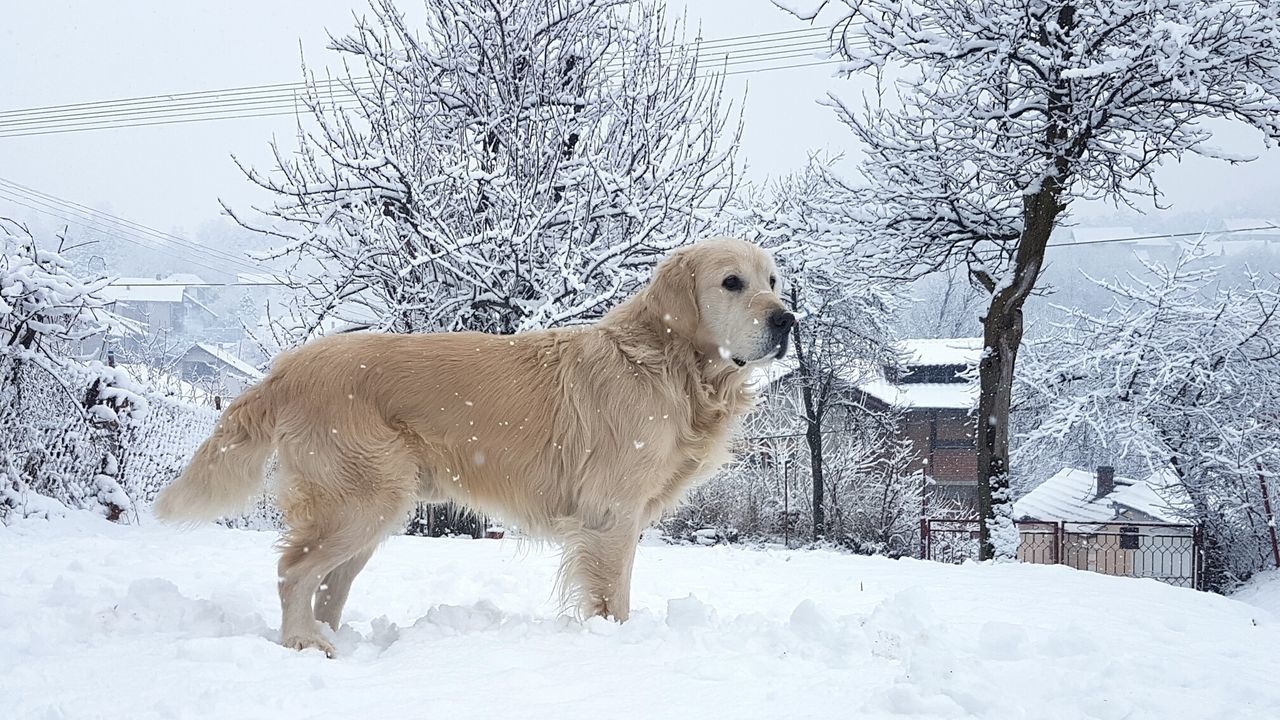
xmin=1119 ymin=526 xmax=1140 ymax=550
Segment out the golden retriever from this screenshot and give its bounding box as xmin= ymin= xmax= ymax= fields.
xmin=154 ymin=236 xmax=794 ymax=656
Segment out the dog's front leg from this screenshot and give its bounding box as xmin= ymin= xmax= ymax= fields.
xmin=558 ymin=514 xmax=642 ymax=622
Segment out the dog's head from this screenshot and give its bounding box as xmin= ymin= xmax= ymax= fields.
xmin=645 ymin=236 xmax=795 ymax=367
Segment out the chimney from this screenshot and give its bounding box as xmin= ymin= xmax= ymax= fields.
xmin=1095 ymin=466 xmax=1116 ymax=499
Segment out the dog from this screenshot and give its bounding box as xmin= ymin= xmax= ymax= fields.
xmin=154 ymin=236 xmax=794 ymax=656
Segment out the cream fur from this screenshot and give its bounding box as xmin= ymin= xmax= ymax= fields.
xmin=153 ymin=236 xmax=790 ymax=656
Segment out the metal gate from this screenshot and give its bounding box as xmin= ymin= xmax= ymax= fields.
xmin=920 ymin=518 xmax=1203 ymax=589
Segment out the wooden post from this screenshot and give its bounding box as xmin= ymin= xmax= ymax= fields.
xmin=783 ymin=457 xmax=790 ymax=549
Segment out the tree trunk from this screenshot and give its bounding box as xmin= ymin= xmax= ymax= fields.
xmin=975 ymin=187 xmax=1061 ymax=559
xmin=975 ymin=300 xmax=1023 ymax=559
xmin=790 ymin=315 xmax=826 ymax=541
xmin=803 ymin=393 xmax=826 ymax=541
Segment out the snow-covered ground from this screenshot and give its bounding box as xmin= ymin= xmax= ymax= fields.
xmin=3 ymin=515 xmax=1279 ymax=720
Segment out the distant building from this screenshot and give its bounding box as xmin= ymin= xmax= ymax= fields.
xmin=175 ymin=342 xmax=264 ymax=399
xmin=854 ymin=338 xmax=981 ymax=510
xmin=1013 ymin=465 xmax=1196 ymax=584
xmin=100 ymin=274 xmax=218 ymax=336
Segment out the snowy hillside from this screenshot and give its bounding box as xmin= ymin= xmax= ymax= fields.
xmin=3 ymin=515 xmax=1279 ymax=720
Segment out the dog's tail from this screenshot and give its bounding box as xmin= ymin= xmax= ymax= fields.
xmin=153 ymin=381 xmax=277 ymax=524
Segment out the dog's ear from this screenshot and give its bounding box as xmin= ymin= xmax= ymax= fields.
xmin=645 ymin=249 xmax=700 ymax=340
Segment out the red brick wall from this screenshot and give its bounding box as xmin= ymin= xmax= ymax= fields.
xmin=900 ymin=409 xmax=978 ymax=484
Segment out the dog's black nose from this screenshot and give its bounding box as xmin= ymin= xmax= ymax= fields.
xmin=769 ymin=310 xmax=796 ymax=331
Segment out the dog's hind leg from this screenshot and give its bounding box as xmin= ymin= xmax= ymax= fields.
xmin=314 ymin=543 xmax=377 ymax=631
xmin=276 ymin=452 xmax=417 ymax=656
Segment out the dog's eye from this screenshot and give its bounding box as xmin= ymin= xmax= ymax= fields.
xmin=721 ymin=275 xmax=743 ymax=292
xmin=769 ymin=275 xmax=777 ymax=290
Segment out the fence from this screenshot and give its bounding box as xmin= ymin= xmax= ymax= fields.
xmin=921 ymin=518 xmax=1204 ymax=589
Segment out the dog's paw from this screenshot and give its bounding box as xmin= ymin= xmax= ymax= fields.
xmin=282 ymin=634 xmax=337 ymax=659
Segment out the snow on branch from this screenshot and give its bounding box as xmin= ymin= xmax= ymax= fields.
xmin=228 ymin=0 xmax=739 ymax=340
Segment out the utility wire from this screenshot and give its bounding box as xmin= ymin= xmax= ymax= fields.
xmin=0 ymin=179 xmax=267 ymax=276
xmin=2 ymin=0 xmax=1259 ymax=138
xmin=0 ymin=26 xmax=832 ymax=121
xmin=1048 ymin=226 xmax=1279 ymax=247
xmin=0 ymin=34 xmax=850 ymax=138
xmin=71 ymin=225 xmax=1280 ymax=291
xmin=0 ymin=56 xmax=848 ymax=138
xmin=0 ymin=177 xmax=264 ymax=273
xmin=1 ymin=39 xmax=838 ymax=130
xmin=0 ymin=189 xmax=255 ymax=279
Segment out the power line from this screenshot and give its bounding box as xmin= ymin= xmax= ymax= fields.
xmin=0 ymin=178 xmax=265 ymax=274
xmin=0 ymin=34 xmax=848 ymax=138
xmin=0 ymin=189 xmax=254 ymax=279
xmin=2 ymin=0 xmax=1260 ymax=138
xmin=103 ymin=281 xmax=287 ymax=287
xmin=724 ymin=59 xmax=841 ymax=77
xmin=0 ymin=56 xmax=847 ymax=139
xmin=0 ymin=179 xmax=268 ymax=276
xmin=76 ymin=225 xmax=1280 ymax=292
xmin=1049 ymin=226 xmax=1280 ymax=248
xmin=0 ymin=27 xmax=831 ymax=121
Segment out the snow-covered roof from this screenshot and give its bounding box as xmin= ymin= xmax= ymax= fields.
xmin=1015 ymin=468 xmax=1122 ymax=523
xmin=100 ymin=273 xmax=216 ymax=304
xmin=1110 ymin=469 xmax=1193 ymax=523
xmin=187 ymin=343 xmax=263 ymax=379
xmin=100 ymin=279 xmax=186 ymax=304
xmin=1014 ymin=467 xmax=1192 ymax=524
xmin=856 ymin=376 xmax=978 ymax=410
xmin=164 ymin=273 xmax=207 ymax=286
xmin=895 ymin=337 xmax=983 ymax=366
xmin=851 ymin=337 xmax=982 ymax=410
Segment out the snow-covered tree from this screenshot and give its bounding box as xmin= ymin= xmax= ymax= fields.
xmin=895 ymin=267 xmax=985 ymax=340
xmin=233 ymin=0 xmax=738 ymax=340
xmin=780 ymin=0 xmax=1280 ymax=558
xmin=841 ymin=427 xmax=924 ymax=558
xmin=735 ymin=158 xmax=897 ymax=540
xmin=1018 ymin=246 xmax=1280 ymax=589
xmin=1 ymin=219 xmax=116 ymax=366
xmin=1 ymin=219 xmax=143 ymax=522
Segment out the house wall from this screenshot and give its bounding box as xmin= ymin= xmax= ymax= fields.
xmin=1051 ymin=523 xmax=1194 ymax=582
xmin=901 ymin=409 xmax=979 ymax=511
xmin=112 ymin=300 xmax=178 ymax=333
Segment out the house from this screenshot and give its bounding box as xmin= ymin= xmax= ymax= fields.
xmin=100 ymin=274 xmax=218 ymax=336
xmin=175 ymin=343 xmax=264 ymax=400
xmin=853 ymin=338 xmax=981 ymax=510
xmin=1014 ymin=465 xmax=1197 ymax=585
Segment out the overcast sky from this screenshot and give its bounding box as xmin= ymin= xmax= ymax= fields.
xmin=2 ymin=0 xmax=1278 ymax=242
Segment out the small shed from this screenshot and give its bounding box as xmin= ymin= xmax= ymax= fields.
xmin=1014 ymin=466 xmax=1197 ymax=585
xmin=176 ymin=343 xmax=264 ymax=398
